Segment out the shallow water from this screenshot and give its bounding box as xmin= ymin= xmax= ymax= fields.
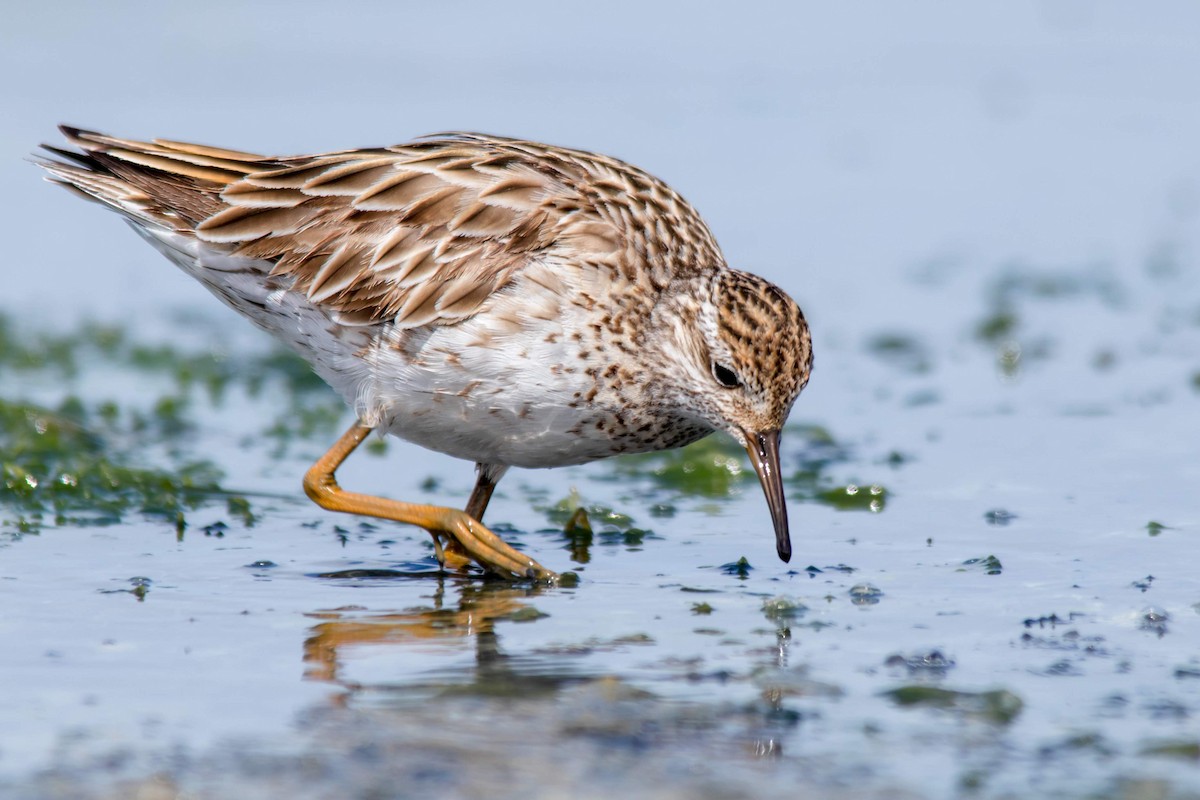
xmin=3 ymin=3 xmax=1200 ymax=798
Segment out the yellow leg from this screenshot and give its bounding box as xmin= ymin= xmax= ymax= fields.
xmin=303 ymin=422 xmax=556 ymax=582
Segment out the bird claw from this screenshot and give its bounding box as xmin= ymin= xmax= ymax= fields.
xmin=428 ymin=518 xmax=558 ymax=583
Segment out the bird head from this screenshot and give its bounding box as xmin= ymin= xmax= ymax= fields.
xmin=655 ymin=268 xmax=813 ymax=562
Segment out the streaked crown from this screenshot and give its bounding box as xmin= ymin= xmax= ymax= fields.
xmin=707 ymin=269 xmax=812 ymax=434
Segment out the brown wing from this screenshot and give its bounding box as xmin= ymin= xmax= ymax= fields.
xmin=199 ymin=139 xmax=574 ymax=327
xmin=49 ymin=128 xmax=725 ymax=328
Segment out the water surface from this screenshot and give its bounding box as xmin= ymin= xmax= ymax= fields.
xmin=2 ymin=3 xmax=1200 ymax=798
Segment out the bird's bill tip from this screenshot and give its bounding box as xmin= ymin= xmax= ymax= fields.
xmin=741 ymin=428 xmax=791 ymax=563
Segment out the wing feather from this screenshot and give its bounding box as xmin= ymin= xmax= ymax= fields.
xmin=354 ymin=172 xmax=446 ymax=211
xmin=41 ymin=127 xmax=727 ymax=329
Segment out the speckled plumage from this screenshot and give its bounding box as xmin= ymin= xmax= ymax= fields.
xmin=37 ymin=126 xmax=813 ymax=574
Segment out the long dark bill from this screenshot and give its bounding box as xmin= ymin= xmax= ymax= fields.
xmin=742 ymin=429 xmax=791 ymax=562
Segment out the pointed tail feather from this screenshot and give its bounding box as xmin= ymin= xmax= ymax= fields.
xmin=33 ymin=124 xmax=269 ymax=228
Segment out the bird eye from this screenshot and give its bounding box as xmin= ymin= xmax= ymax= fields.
xmin=711 ymin=362 xmax=741 ymax=388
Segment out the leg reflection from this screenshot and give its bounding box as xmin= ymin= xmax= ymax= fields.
xmin=302 ymin=578 xmax=543 ymax=687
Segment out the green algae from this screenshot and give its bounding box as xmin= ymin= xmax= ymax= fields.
xmin=816 ymin=483 xmax=887 ymax=511
xmin=0 ymin=313 xmax=283 ymax=537
xmin=542 ymin=489 xmax=657 ymax=563
xmin=976 ymin=309 xmax=1020 ymax=344
xmin=720 ymin=556 xmax=753 ymax=578
xmin=0 ymin=314 xmax=83 ymax=375
xmin=262 ymin=397 xmax=346 ymax=454
xmin=1138 ymin=740 xmax=1200 ymax=761
xmin=986 ymin=265 xmax=1126 ymax=308
xmin=612 ymin=435 xmax=749 ymax=496
xmin=611 ymin=424 xmax=891 ymax=514
xmin=507 ymin=606 xmax=550 ymax=623
xmin=544 ymin=488 xmax=636 ymax=531
xmin=0 ymin=397 xmax=235 ymax=536
xmin=882 ymin=685 xmax=1024 ymax=725
xmin=973 ymin=264 xmax=1128 ymax=380
xmin=761 ymin=596 xmax=807 ymax=622
xmin=866 ymin=332 xmax=932 ymax=373
xmin=960 ymin=554 xmax=1004 ymax=575
xmin=785 ymin=426 xmax=890 ymax=512
xmin=1 ymin=310 xmax=339 ymax=444
xmin=563 ymin=506 xmax=593 ymax=534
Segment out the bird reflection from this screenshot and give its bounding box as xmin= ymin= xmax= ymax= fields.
xmin=302 ymin=577 xmax=564 ymax=699
xmin=300 ymin=575 xmax=799 ymax=760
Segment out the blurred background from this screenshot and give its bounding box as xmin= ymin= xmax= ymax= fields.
xmin=6 ymin=1 xmax=1198 ymax=326
xmin=3 ymin=3 xmax=1200 ymax=798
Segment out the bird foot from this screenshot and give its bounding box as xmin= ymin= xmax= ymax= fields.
xmin=428 ymin=515 xmax=558 ymax=583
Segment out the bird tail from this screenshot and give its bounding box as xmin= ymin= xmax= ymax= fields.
xmin=33 ymin=124 xmax=270 ymax=232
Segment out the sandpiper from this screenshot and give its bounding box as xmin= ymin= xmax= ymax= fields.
xmin=37 ymin=126 xmax=813 ymax=581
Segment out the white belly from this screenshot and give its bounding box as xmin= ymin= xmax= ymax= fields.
xmin=349 ymin=315 xmax=616 ymax=469
xmin=140 ymin=230 xmax=658 ymax=469
xmin=376 ymin=390 xmax=613 ymax=468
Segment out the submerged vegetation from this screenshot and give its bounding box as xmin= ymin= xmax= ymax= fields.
xmin=972 ymin=263 xmax=1131 ymax=380
xmin=0 ymin=396 xmax=232 ymax=535
xmin=2 ymin=243 xmax=1197 ymax=800
xmin=882 ymin=686 xmax=1024 ymax=726
xmin=0 ymin=311 xmax=333 ymax=537
xmin=1 ymin=310 xmax=891 ymax=543
xmin=610 ymin=423 xmax=889 ymax=513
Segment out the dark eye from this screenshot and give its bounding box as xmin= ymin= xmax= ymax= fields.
xmin=711 ymin=362 xmax=741 ymax=388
